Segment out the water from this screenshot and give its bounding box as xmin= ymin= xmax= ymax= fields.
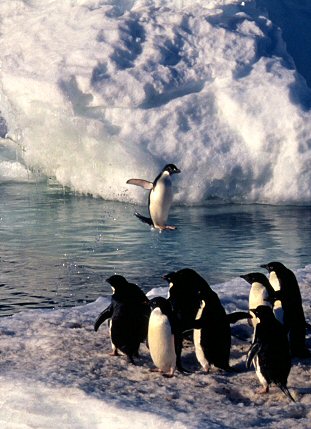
xmin=1 ymin=180 xmax=310 ymax=317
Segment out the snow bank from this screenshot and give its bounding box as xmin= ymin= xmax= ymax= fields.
xmin=0 ymin=0 xmax=311 ymax=203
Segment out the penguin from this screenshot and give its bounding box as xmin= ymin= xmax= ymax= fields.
xmin=148 ymin=296 xmax=177 ymax=377
xmin=240 ymin=272 xmax=279 ymax=328
xmin=94 ymin=275 xmax=150 ymax=363
xmin=246 ymin=305 xmax=295 ymax=402
xmin=126 ymin=163 xmax=181 ymax=230
xmin=261 ymin=261 xmax=310 ymax=358
xmin=192 ymin=297 xmax=231 ymax=372
xmin=163 ymin=268 xmax=249 ymax=372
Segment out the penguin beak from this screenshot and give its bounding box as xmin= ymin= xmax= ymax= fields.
xmin=175 ymin=168 xmax=181 ymax=174
xmin=162 ymin=272 xmax=174 ymax=282
xmin=260 ymin=264 xmax=269 ymax=271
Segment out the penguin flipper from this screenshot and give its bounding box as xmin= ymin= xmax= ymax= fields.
xmin=227 ymin=311 xmax=252 ymax=324
xmin=126 ymin=179 xmax=153 ymax=190
xmin=246 ymin=342 xmax=261 ymax=369
xmin=94 ymin=305 xmax=113 ymax=332
xmin=134 ymin=212 xmax=153 ymax=226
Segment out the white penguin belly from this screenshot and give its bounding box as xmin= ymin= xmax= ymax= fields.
xmin=149 ymin=178 xmax=172 ymax=227
xmin=269 ymin=271 xmax=284 ymax=324
xmin=148 ymin=309 xmax=176 ymax=372
xmin=193 ymin=301 xmax=209 ymax=371
xmin=254 ymin=355 xmax=268 ymax=389
xmin=269 ymin=271 xmax=280 ymax=291
xmin=249 ymin=283 xmax=271 ymax=329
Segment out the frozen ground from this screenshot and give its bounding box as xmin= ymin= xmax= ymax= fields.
xmin=0 ymin=267 xmax=310 ymax=428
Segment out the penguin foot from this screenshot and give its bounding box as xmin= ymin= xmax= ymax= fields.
xmin=162 ymin=372 xmax=174 ymax=378
xmin=257 ymin=386 xmax=269 ymax=394
xmin=163 ymin=367 xmax=175 ymax=378
xmin=109 ymin=350 xmax=120 ymax=356
xmin=157 ymin=225 xmax=177 ymax=231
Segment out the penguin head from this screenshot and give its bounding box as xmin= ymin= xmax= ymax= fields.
xmin=106 ymin=274 xmax=128 ymax=289
xmin=162 ymin=164 xmax=181 ymax=175
xmin=240 ymin=272 xmax=276 ymax=303
xmin=250 ymin=305 xmax=276 ymax=323
xmin=149 ymin=296 xmax=172 ymax=316
xmin=106 ymin=274 xmax=132 ymax=300
xmin=106 ymin=275 xmax=146 ymax=303
xmin=260 ymin=261 xmax=286 ymax=274
xmin=240 ymin=272 xmax=270 ymax=286
xmin=163 ymin=268 xmax=211 ymax=301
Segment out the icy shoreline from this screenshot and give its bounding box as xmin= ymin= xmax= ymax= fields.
xmin=0 ymin=268 xmax=310 ymax=428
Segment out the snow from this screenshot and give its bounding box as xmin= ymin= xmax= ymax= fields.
xmin=0 ymin=0 xmax=311 ymax=427
xmin=0 ymin=267 xmax=310 ymax=428
xmin=0 ymin=0 xmax=311 ymax=204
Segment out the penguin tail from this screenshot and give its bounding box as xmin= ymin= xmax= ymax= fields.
xmin=227 ymin=311 xmax=252 ymax=324
xmin=277 ymin=384 xmax=296 ymax=402
xmin=134 ymin=212 xmax=153 ymax=226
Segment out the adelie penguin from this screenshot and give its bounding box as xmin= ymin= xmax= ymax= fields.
xmin=164 ymin=268 xmax=250 ymax=373
xmin=126 ymin=163 xmax=180 ymax=230
xmin=148 ymin=296 xmax=177 ymax=378
xmin=261 ymin=261 xmax=310 ymax=358
xmin=246 ymin=305 xmax=295 ymax=402
xmin=240 ymin=272 xmax=282 ymax=329
xmin=94 ymin=275 xmax=150 ymax=364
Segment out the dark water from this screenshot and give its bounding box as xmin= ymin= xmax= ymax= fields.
xmin=0 ymin=181 xmax=310 ymax=316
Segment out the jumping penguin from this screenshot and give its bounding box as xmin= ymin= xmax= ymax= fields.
xmin=261 ymin=261 xmax=310 ymax=358
xmin=246 ymin=305 xmax=295 ymax=402
xmin=94 ymin=275 xmax=150 ymax=364
xmin=148 ymin=296 xmax=177 ymax=377
xmin=126 ymin=163 xmax=181 ymax=230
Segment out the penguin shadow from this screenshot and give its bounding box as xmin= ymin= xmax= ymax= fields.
xmin=212 ymin=384 xmax=252 ymax=406
xmin=295 ymin=386 xmax=311 ymax=396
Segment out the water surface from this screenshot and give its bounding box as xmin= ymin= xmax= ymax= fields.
xmin=0 ymin=181 xmax=310 ymax=316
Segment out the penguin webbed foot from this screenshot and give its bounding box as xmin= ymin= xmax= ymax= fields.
xmin=158 ymin=225 xmax=177 ymax=231
xmin=256 ymin=386 xmax=269 ymax=395
xmin=109 ymin=350 xmax=120 ymax=357
xmin=149 ymin=368 xmax=175 ymax=378
xmin=162 ymin=372 xmax=174 ymax=378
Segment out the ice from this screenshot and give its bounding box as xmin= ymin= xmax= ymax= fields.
xmin=0 ymin=0 xmax=310 ymax=204
xmin=0 ymin=2 xmax=311 ymax=424
xmin=0 ymin=267 xmax=310 ymax=428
